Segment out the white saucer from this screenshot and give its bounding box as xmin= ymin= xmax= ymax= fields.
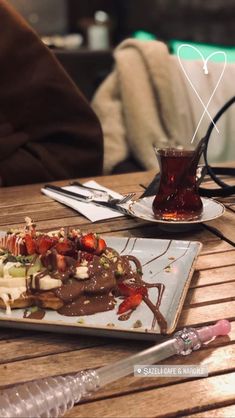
xmin=128 ymin=197 xmax=225 ymax=225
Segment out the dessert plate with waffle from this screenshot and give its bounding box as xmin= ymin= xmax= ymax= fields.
xmin=0 ymin=218 xmax=201 ymax=339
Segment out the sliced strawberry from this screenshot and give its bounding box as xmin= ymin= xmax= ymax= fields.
xmin=41 ymin=251 xmax=57 ymax=271
xmin=118 ymin=282 xmax=147 ymax=297
xmin=24 ymin=234 xmax=36 ymax=255
xmin=56 ymin=254 xmax=67 ymax=273
xmin=134 ymin=286 xmax=147 ymax=297
xmin=37 ymin=235 xmax=58 ymax=255
xmin=118 ymin=293 xmax=143 ymax=315
xmin=80 ymin=233 xmax=98 ymax=253
xmin=18 ymin=241 xmax=28 ymax=256
xmin=95 ymin=238 xmax=107 ymax=255
xmin=55 ymin=239 xmax=75 ymax=256
xmin=118 ymin=282 xmax=134 ymax=296
xmin=30 ymin=224 xmax=37 ymax=238
xmin=8 ymin=234 xmax=17 ymax=255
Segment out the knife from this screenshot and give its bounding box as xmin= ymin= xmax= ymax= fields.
xmin=43 ymin=184 xmax=131 ymax=216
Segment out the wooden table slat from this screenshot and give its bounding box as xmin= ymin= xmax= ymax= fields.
xmin=187 ymin=404 xmax=235 ymax=417
xmin=67 ymin=372 xmax=235 ymax=418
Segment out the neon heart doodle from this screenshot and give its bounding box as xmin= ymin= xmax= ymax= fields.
xmin=177 ymin=44 xmax=227 ymax=143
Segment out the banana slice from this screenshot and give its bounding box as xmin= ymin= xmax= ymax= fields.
xmin=31 ymin=274 xmax=62 ymax=291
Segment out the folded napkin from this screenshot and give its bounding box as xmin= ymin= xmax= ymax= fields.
xmin=41 ymin=181 xmax=124 ymax=222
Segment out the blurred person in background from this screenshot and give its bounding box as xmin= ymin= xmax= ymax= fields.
xmin=0 ymin=0 xmax=103 ymax=186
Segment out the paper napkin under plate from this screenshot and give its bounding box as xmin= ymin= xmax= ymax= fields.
xmin=41 ymin=181 xmax=124 ymax=222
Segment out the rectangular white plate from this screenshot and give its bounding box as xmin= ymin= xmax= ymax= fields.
xmin=0 ymin=237 xmax=202 ymax=340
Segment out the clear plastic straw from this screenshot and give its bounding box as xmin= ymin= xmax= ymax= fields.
xmin=0 ymin=320 xmax=230 ymax=418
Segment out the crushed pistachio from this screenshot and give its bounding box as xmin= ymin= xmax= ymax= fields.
xmin=100 ymin=256 xmax=108 ymax=264
xmin=168 ymin=256 xmax=175 ymax=260
xmin=100 ymin=257 xmax=110 ymax=269
xmin=10 ymin=255 xmax=29 ymax=264
xmin=106 ymin=323 xmax=115 ymax=327
xmin=117 ymin=263 xmax=123 ymax=273
xmin=104 ymin=250 xmax=118 ymax=261
xmin=104 ymin=251 xmax=113 ymax=259
xmin=133 ymin=320 xmax=142 ymax=328
xmin=69 ymin=228 xmax=81 ymax=238
xmin=3 ymin=255 xmax=15 ymax=263
xmin=104 ymin=263 xmax=110 ymax=269
xmin=115 ymin=263 xmax=124 ymax=277
xmin=164 ymin=266 xmax=172 ymax=272
xmin=29 ymin=306 xmax=39 ymax=313
xmin=77 ymin=318 xmax=85 ymax=324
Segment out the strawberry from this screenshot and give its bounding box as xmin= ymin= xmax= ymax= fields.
xmin=56 ymin=254 xmax=67 ymax=273
xmin=55 ymin=239 xmax=75 ymax=256
xmin=118 ymin=293 xmax=143 ymax=315
xmin=80 ymin=233 xmax=98 ymax=253
xmin=24 ymin=234 xmax=36 ymax=255
xmin=37 ymin=235 xmax=58 ymax=255
xmin=135 ymin=286 xmax=148 ymax=297
xmin=18 ymin=241 xmax=28 ymax=256
xmin=118 ymin=282 xmax=147 ymax=297
xmin=41 ymin=251 xmax=57 ymax=271
xmin=8 ymin=234 xmax=17 ymax=255
xmin=118 ymin=282 xmax=134 ymax=296
xmin=95 ymin=238 xmax=107 ymax=255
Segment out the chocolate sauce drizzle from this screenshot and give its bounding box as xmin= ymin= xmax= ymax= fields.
xmin=142 ymin=240 xmax=172 ymax=267
xmin=23 ymin=308 xmax=45 ymax=320
xmin=24 ymin=242 xmax=168 ymax=333
xmin=120 ymin=237 xmax=131 ymax=254
xmin=122 ymin=255 xmax=167 ymax=333
xmin=150 ymin=241 xmax=191 ymax=279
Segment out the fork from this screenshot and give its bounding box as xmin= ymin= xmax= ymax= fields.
xmin=70 ymin=181 xmax=111 ymax=200
xmin=70 ymin=181 xmax=136 ymax=204
xmin=44 ymin=184 xmax=135 ymax=207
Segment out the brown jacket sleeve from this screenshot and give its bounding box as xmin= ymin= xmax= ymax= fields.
xmin=0 ymin=0 xmax=103 ymax=186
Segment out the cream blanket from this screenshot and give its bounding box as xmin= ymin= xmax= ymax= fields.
xmin=92 ymin=39 xmax=235 ymax=173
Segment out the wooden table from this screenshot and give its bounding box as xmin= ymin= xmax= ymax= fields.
xmin=0 ymin=171 xmax=235 ymax=418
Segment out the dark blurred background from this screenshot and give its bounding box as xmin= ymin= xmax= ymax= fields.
xmin=7 ymin=0 xmax=235 ymax=100
xmin=8 ymin=0 xmax=235 ymax=45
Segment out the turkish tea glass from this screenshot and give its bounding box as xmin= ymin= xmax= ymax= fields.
xmin=152 ymin=147 xmax=203 ymax=221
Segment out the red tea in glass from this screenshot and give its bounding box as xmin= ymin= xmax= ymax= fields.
xmin=152 ymin=148 xmax=203 ymax=221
